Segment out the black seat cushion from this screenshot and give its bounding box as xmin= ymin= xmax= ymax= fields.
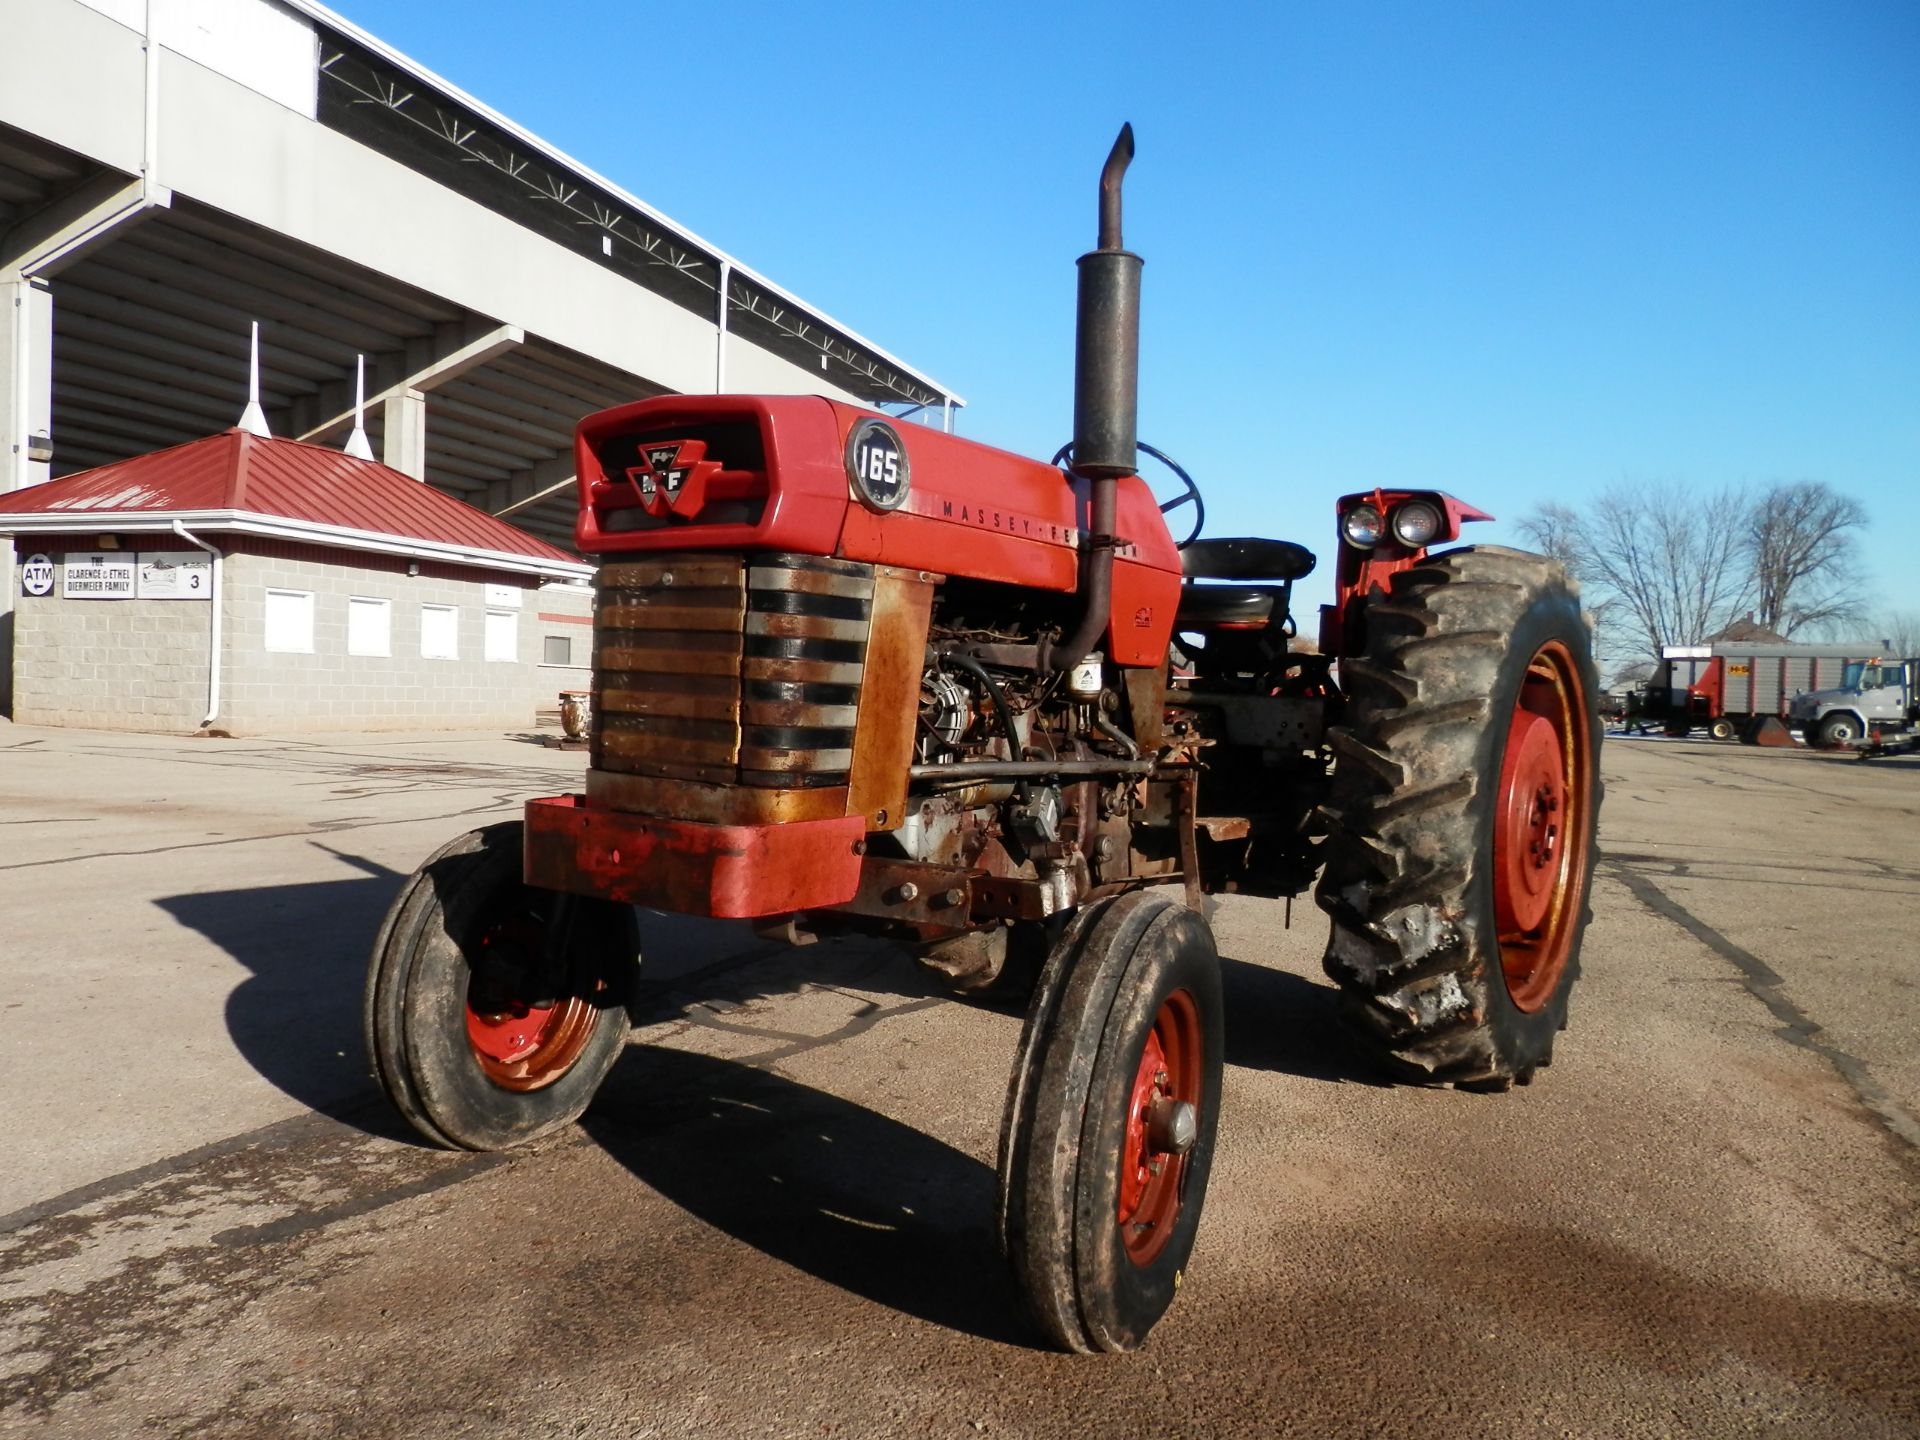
xmin=1180 ymin=537 xmax=1316 ymax=582
xmin=1175 ymin=584 xmax=1280 ymax=630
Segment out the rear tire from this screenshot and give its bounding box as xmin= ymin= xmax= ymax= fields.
xmin=1316 ymin=547 xmax=1601 ymax=1087
xmin=364 ymin=822 xmax=638 ymax=1151
xmin=1709 ymin=718 xmax=1736 ymax=741
xmin=997 ymin=893 xmax=1223 ymax=1352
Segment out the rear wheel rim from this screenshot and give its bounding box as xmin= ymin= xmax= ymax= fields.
xmin=1117 ymin=988 xmax=1203 ymax=1266
xmin=463 ymin=910 xmax=598 ymax=1092
xmin=1492 ymin=639 xmax=1593 ymax=1012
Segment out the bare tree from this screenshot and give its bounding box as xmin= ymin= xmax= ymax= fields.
xmin=1518 ymin=482 xmax=1751 ymax=662
xmin=1744 ymin=480 xmax=1867 ymax=637
xmin=1874 ymin=609 xmax=1920 ymax=656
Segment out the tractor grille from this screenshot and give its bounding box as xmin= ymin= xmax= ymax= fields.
xmin=592 ymin=552 xmax=874 ymax=788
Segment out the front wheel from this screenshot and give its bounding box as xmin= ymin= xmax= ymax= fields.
xmin=364 ymin=822 xmax=638 ymax=1150
xmin=1317 ymin=546 xmax=1601 ymax=1088
xmin=1817 ymin=713 xmax=1863 ymax=748
xmin=997 ymin=892 xmax=1224 ymax=1353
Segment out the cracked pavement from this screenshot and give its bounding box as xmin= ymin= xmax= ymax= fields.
xmin=2 ymin=723 xmax=1916 ymax=1438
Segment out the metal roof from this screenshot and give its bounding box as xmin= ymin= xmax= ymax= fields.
xmin=0 ymin=429 xmax=592 ymax=579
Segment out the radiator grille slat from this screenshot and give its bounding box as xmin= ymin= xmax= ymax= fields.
xmin=591 ymin=551 xmax=873 ymax=789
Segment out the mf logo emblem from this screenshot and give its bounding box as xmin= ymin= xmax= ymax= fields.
xmin=625 ymin=439 xmax=716 ymax=519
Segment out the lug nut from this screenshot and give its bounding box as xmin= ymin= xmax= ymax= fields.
xmin=895 ymin=882 xmax=919 ymax=903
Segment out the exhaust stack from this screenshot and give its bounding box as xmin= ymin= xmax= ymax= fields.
xmin=1052 ymin=124 xmax=1141 ymax=674
xmin=1072 ymin=123 xmax=1142 ymax=478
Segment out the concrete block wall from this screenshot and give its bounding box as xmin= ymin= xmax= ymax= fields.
xmin=221 ymin=551 xmax=590 ymax=732
xmin=7 ymin=537 xmax=594 ymax=734
xmin=11 ymin=592 xmax=212 ymax=731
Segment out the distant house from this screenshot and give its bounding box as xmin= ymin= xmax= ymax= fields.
xmin=1 ymin=430 xmax=594 ymax=733
xmin=1705 ymin=613 xmax=1790 ymax=646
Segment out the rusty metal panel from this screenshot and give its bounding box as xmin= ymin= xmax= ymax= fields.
xmin=589 ymin=549 xmax=877 ymax=793
xmin=828 ymin=856 xmax=977 ymax=927
xmin=584 ymin=768 xmax=849 ymax=824
xmin=846 ymin=567 xmax=936 ymax=829
xmin=970 ymin=875 xmax=1052 ymax=922
xmin=524 ymin=796 xmax=865 ymax=918
xmin=741 ymin=656 xmax=866 ymax=687
xmin=600 ymin=556 xmax=747 ymax=590
xmin=591 ymin=552 xmax=747 ymax=782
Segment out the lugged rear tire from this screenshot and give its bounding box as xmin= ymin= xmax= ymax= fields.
xmin=1315 ymin=546 xmax=1601 ymax=1088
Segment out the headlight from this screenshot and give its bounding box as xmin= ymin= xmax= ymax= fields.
xmin=1392 ymin=498 xmax=1443 ymax=547
xmin=1342 ymin=502 xmax=1385 ymax=548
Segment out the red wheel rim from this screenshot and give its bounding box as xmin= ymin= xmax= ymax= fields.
xmin=1117 ymin=988 xmax=1204 ymax=1267
xmin=464 ymin=911 xmax=598 ymax=1093
xmin=1492 ymin=638 xmax=1593 ymax=1012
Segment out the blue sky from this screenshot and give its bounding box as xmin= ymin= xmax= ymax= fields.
xmin=336 ymin=1 xmax=1918 ymax=634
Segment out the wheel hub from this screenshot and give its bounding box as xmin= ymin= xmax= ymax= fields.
xmin=1495 ymin=708 xmax=1565 ymax=935
xmin=1490 ymin=641 xmax=1593 ymax=1014
xmin=1117 ymin=989 xmax=1204 ymax=1266
xmin=463 ymin=908 xmax=599 ymax=1092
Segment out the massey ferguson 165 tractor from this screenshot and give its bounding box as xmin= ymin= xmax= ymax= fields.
xmin=365 ymin=127 xmax=1600 ymax=1353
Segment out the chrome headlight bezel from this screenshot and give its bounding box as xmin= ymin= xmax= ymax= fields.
xmin=1391 ymin=498 xmax=1443 ymax=548
xmin=1342 ymin=502 xmax=1386 ymax=549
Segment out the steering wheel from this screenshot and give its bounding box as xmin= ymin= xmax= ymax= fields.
xmin=1050 ymin=439 xmax=1206 ymax=549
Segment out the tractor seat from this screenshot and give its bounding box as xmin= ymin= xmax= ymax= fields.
xmin=1175 ymin=584 xmax=1279 ymax=630
xmin=1175 ymin=537 xmax=1316 ymax=632
xmin=1180 ymin=537 xmax=1316 ymax=583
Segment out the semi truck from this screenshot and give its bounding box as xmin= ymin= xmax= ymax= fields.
xmin=1648 ymin=642 xmax=1893 ymax=740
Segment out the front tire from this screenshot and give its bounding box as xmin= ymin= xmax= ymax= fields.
xmin=997 ymin=892 xmax=1224 ymax=1353
xmin=364 ymin=822 xmax=638 ymax=1150
xmin=1316 ymin=547 xmax=1601 ymax=1088
xmin=1817 ymin=713 xmax=1863 ymax=747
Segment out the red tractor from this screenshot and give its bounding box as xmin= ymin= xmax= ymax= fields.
xmin=365 ymin=127 xmax=1601 ymax=1353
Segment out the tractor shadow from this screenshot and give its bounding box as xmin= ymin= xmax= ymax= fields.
xmin=1217 ymin=955 xmax=1390 ymax=1087
xmin=154 ymin=854 xmax=946 ymax=1141
xmin=584 ymin=1044 xmax=1030 ymax=1347
xmin=153 ymin=849 xmax=413 ymax=1136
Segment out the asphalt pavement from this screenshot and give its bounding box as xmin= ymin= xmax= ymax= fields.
xmin=2 ymin=720 xmax=1916 ymax=1438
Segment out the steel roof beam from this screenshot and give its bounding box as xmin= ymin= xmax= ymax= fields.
xmin=131 ymin=218 xmax=450 ymax=336
xmin=292 ymin=321 xmax=523 ymax=441
xmin=2 ymin=173 xmax=171 ymax=281
xmin=81 ymin=240 xmax=414 ymax=355
xmin=485 ymin=453 xmax=575 ymax=518
xmin=56 ymin=300 xmax=339 ymax=386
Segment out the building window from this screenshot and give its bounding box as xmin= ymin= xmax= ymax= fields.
xmin=543 ymin=634 xmax=573 ymax=666
xmin=484 ymin=609 xmax=517 ymax=662
xmin=264 ymin=589 xmax=314 ymax=653
xmin=420 ymin=603 xmax=458 ymax=660
xmin=347 ymin=597 xmax=392 ymax=657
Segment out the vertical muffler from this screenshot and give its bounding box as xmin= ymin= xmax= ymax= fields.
xmin=1052 ymin=123 xmax=1141 ymax=673
xmin=1073 ymin=122 xmax=1142 ymax=479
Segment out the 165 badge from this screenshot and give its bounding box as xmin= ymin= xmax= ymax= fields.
xmin=845 ymin=418 xmax=910 ymax=512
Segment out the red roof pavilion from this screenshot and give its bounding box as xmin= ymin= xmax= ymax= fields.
xmin=0 ymin=429 xmax=590 ymax=581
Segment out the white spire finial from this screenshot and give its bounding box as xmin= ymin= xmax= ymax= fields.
xmin=237 ymin=321 xmax=271 ymax=438
xmin=344 ymin=354 xmax=374 ymax=460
